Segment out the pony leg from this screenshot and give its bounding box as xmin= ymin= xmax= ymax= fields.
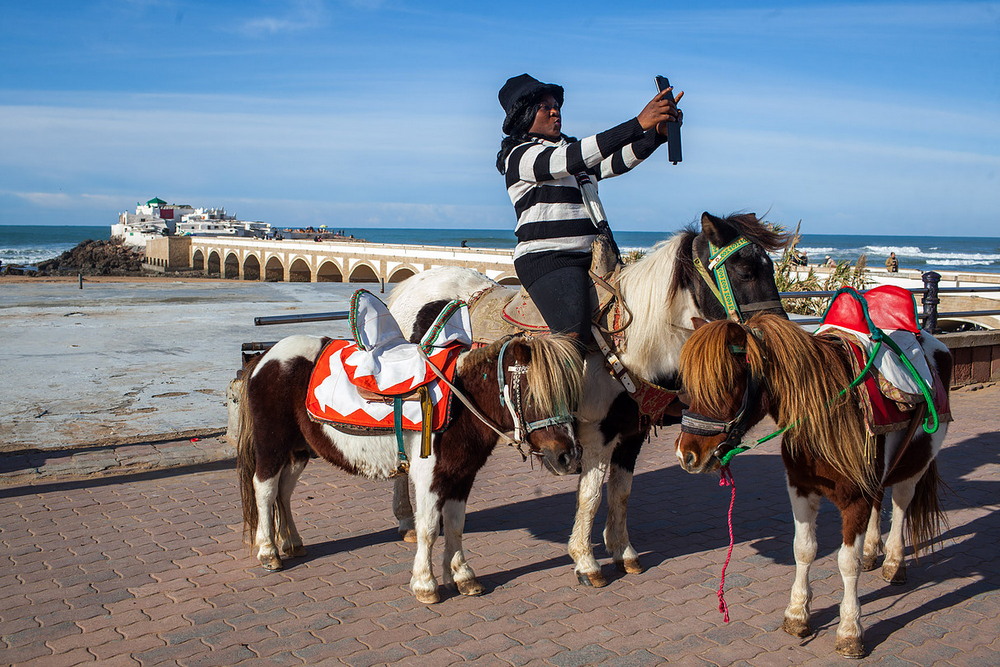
xmin=408 ymin=457 xmax=442 ymax=604
xmin=569 ymin=430 xmax=610 ymax=587
xmin=441 ymin=498 xmax=484 ymax=597
xmin=393 ymin=474 xmax=417 ymax=543
xmin=605 ymin=462 xmax=642 ymax=575
xmin=253 ymin=473 xmax=284 ymax=571
xmin=861 ymin=491 xmax=884 ymax=571
xmin=781 ymin=487 xmax=820 ymax=639
xmin=275 ymin=454 xmax=308 ymax=558
xmin=882 ymin=473 xmax=920 ymax=585
xmin=835 ymin=510 xmax=869 ymax=659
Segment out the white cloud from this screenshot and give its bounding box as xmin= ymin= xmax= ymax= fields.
xmin=235 ymin=0 xmax=329 ymax=36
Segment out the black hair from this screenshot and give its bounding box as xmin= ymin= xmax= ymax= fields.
xmin=496 ymin=100 xmax=542 ymax=174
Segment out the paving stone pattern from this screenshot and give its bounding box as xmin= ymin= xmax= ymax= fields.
xmin=1 ymin=384 xmax=999 ymax=665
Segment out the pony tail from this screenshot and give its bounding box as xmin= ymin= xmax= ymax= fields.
xmin=906 ymin=459 xmax=946 ymax=558
xmin=235 ymin=361 xmax=261 ymax=548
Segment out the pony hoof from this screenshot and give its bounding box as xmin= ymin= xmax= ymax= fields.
xmin=399 ymin=529 xmax=418 ymax=543
xmin=259 ymin=556 xmax=284 ymax=571
xmin=882 ymin=564 xmax=907 ymax=585
xmin=614 ymin=558 xmax=644 ymax=574
xmin=781 ymin=618 xmax=811 ymax=638
xmin=860 ymin=554 xmax=879 ymax=571
xmin=456 ymin=580 xmax=486 ymax=597
xmin=283 ymin=545 xmax=307 ymax=558
xmin=414 ymin=590 xmax=440 ymax=604
xmin=576 ymin=571 xmax=608 ymax=588
xmin=835 ymin=637 xmax=866 ymax=658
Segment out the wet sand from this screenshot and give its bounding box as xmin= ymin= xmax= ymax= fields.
xmin=0 ymin=276 xmax=367 ymax=450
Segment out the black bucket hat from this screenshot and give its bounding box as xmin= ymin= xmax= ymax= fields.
xmin=498 ymin=73 xmax=564 ymax=135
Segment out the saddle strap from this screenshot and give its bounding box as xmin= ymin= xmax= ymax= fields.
xmin=590 ymin=268 xmax=633 ymax=337
xmin=392 ymin=386 xmax=434 ymax=469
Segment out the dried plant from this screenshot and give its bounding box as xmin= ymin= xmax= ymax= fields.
xmin=774 ymin=222 xmax=872 ymax=315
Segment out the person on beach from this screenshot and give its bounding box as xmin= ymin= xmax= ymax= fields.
xmin=496 ymin=73 xmax=682 ymax=347
xmin=886 ymin=252 xmax=899 ymax=272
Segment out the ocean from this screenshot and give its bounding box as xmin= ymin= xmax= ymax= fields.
xmin=2 ymin=224 xmax=999 ymax=274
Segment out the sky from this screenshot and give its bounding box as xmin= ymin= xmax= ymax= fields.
xmin=0 ymin=1 xmax=998 ymax=237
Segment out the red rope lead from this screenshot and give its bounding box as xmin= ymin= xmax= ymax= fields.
xmin=717 ymin=464 xmax=736 ymax=623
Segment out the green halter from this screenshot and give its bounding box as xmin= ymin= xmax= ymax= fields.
xmin=693 ymin=237 xmax=751 ymax=322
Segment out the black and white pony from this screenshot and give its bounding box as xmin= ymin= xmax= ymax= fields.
xmin=388 ymin=212 xmax=788 ymax=586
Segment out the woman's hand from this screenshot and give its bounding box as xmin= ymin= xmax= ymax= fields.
xmin=637 ymin=87 xmax=684 ymax=131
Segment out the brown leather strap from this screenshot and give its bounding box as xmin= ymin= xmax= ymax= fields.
xmin=356 ymin=387 xmax=423 ymax=403
xmin=883 ymin=404 xmax=926 ymax=481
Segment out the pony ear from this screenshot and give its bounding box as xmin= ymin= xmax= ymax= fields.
xmin=700 ymin=211 xmax=736 ymax=247
xmin=691 ymin=316 xmax=709 ymax=330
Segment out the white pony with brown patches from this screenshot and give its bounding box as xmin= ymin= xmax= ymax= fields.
xmin=389 ymin=213 xmax=788 ymax=586
xmin=235 ymin=319 xmax=584 ymax=603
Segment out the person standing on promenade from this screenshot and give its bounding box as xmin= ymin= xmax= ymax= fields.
xmin=886 ymin=251 xmax=899 ymax=272
xmin=496 ymin=73 xmax=682 ymax=347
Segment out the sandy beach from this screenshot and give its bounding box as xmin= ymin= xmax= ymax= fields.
xmin=0 ymin=275 xmax=363 ymax=450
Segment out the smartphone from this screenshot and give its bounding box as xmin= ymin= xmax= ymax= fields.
xmin=654 ymin=75 xmax=682 ymax=164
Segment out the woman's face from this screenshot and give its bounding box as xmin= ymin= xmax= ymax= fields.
xmin=528 ymin=93 xmax=561 ymax=140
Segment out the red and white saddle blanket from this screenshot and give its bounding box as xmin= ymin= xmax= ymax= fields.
xmin=817 ymin=285 xmax=951 ymax=434
xmin=306 ymin=290 xmax=473 ymax=432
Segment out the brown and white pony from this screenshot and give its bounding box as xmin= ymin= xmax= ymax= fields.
xmin=674 ymin=313 xmax=951 ymax=658
xmin=236 ymin=327 xmax=584 ymax=604
xmin=388 ymin=213 xmax=788 ymax=586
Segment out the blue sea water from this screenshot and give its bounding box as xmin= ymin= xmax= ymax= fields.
xmin=2 ymin=224 xmax=999 ymax=275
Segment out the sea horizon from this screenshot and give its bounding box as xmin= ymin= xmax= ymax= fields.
xmin=2 ymin=224 xmax=999 ymax=275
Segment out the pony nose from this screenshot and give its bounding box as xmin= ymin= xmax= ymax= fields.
xmin=557 ymin=449 xmax=581 ymax=473
xmin=674 ymin=437 xmax=701 ymax=472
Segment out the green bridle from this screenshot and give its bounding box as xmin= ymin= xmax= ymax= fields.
xmin=693 ymin=237 xmax=783 ymax=323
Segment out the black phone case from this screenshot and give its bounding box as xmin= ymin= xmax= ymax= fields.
xmin=655 ymin=76 xmax=682 ymax=164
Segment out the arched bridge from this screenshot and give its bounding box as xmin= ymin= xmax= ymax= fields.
xmin=147 ymin=236 xmax=519 ymax=285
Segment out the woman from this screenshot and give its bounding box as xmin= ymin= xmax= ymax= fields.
xmin=496 ymin=73 xmax=682 ymax=346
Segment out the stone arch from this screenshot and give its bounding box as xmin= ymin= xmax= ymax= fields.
xmin=497 ymin=275 xmax=521 ymax=286
xmin=349 ymin=262 xmax=379 ymax=283
xmin=224 ymin=253 xmax=240 ymax=279
xmin=207 ymin=251 xmax=221 ymax=277
xmin=387 ymin=266 xmax=416 ymax=283
xmin=316 ymin=260 xmax=343 ymax=283
xmin=243 ymin=255 xmax=261 ymax=281
xmin=264 ymin=256 xmax=285 ymax=282
xmin=191 ymin=249 xmax=204 ymax=271
xmin=289 ymin=258 xmax=312 ymax=282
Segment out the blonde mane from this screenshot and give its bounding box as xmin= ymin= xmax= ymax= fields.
xmin=680 ymin=313 xmax=877 ymax=491
xmin=463 ymin=334 xmax=584 ymax=417
xmin=618 ymin=233 xmax=700 ymax=380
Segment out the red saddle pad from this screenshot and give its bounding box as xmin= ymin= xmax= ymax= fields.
xmin=822 ymin=285 xmax=920 ymax=334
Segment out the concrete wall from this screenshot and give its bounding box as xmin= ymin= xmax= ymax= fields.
xmin=940 ymin=330 xmax=1000 ymax=387
xmin=144 ymin=236 xmax=193 ymax=271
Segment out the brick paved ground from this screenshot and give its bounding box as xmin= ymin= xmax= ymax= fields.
xmin=2 ymin=384 xmax=998 ymax=666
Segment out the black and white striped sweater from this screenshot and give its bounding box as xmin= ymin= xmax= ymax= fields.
xmin=503 ymin=117 xmax=666 ymax=287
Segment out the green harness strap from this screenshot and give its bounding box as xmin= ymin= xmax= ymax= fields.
xmin=693 ymin=237 xmax=751 ymax=322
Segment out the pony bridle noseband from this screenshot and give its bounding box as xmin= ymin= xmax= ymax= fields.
xmin=693 ymin=236 xmax=783 ymax=322
xmin=679 ymin=351 xmax=763 ymax=462
xmin=497 ymin=339 xmax=576 ymax=459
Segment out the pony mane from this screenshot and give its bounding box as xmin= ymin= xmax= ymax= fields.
xmin=748 ymin=313 xmax=877 ymax=491
xmin=524 ymin=335 xmax=585 ymax=416
xmin=463 ymin=334 xmax=584 ymax=417
xmin=618 ymin=232 xmax=700 ymax=380
xmin=681 ymin=313 xmax=877 ymax=492
xmin=722 ymin=213 xmax=790 ymax=253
